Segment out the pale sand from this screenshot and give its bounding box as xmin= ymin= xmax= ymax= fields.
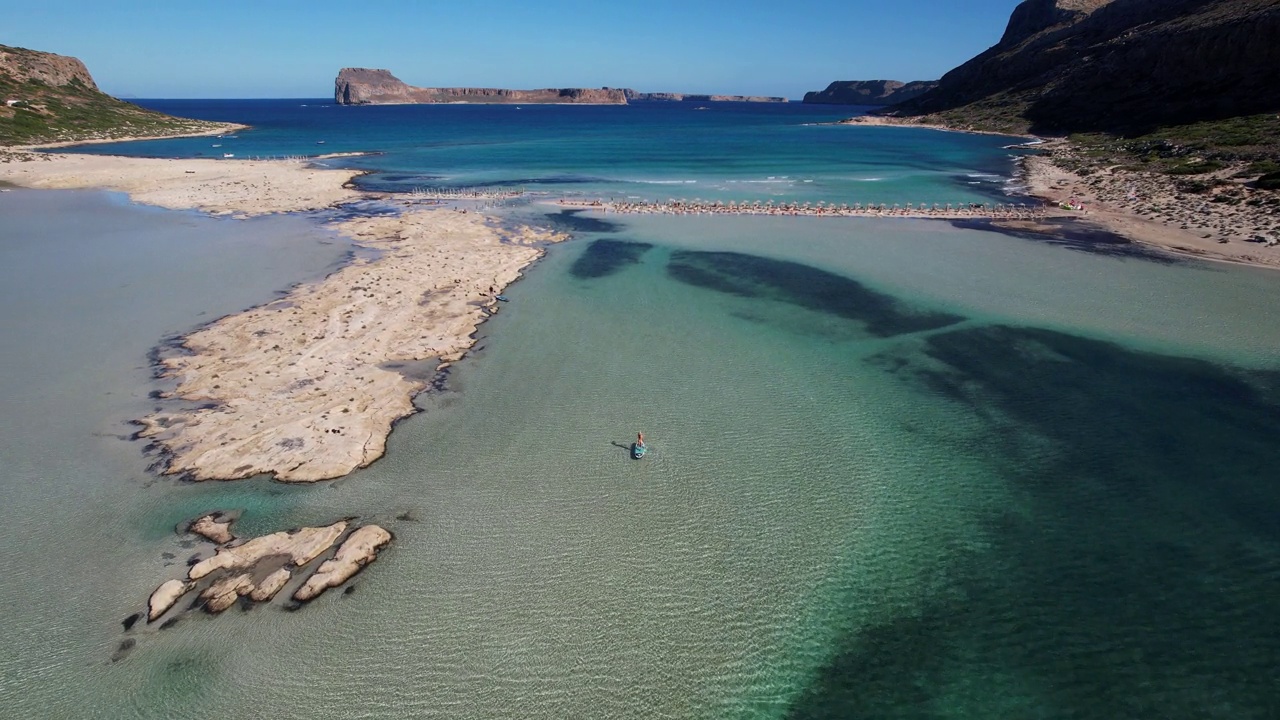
xmin=140 ymin=209 xmax=565 ymax=482
xmin=835 ymin=114 xmax=1037 ymax=139
xmin=0 ymin=152 xmax=363 ymax=216
xmin=1021 ymin=149 xmax=1280 ymax=269
xmin=836 ymin=118 xmax=1280 ymax=268
xmin=2 ymin=152 xmax=564 ymax=482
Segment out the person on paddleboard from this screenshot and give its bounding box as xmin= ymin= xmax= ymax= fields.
xmin=637 ymin=432 xmax=645 ymax=447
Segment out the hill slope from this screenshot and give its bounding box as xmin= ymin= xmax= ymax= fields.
xmin=887 ymin=0 xmax=1280 ymax=136
xmin=0 ymin=44 xmax=228 ymax=146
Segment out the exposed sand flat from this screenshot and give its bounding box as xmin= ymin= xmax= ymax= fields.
xmin=0 ymin=152 xmax=362 ymax=215
xmin=141 ymin=209 xmax=565 ymax=481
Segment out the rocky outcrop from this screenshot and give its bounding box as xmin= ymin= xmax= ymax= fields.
xmin=802 ymin=80 xmax=937 ymax=106
xmin=188 ymin=512 xmax=235 ymax=544
xmin=0 ymin=45 xmax=97 ymax=90
xmin=147 ymin=579 xmax=193 ymax=621
xmin=884 ymin=0 xmax=1280 ymax=134
xmin=334 ymin=68 xmax=626 ymax=105
xmin=622 ymin=89 xmax=788 ymax=103
xmin=144 ymin=513 xmax=393 ymax=623
xmin=293 ymin=525 xmax=394 ymax=602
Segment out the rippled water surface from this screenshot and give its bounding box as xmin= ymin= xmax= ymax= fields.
xmin=5 ymin=106 xmax=1280 ymax=718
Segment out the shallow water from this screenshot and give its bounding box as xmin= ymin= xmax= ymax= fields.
xmin=3 ymin=184 xmax=1280 ymax=718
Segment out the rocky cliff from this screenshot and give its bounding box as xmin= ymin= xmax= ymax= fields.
xmin=0 ymin=44 xmax=229 ymax=146
xmin=0 ymin=45 xmax=97 ymax=90
xmin=802 ymin=80 xmax=937 ymax=106
xmin=885 ymin=0 xmax=1280 ymax=134
xmin=622 ymin=89 xmax=788 ymax=103
xmin=334 ymin=68 xmax=626 ymax=105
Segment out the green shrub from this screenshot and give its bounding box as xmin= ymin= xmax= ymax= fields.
xmin=1166 ymin=160 xmax=1224 ymax=175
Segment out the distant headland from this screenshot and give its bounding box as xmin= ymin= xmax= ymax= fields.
xmin=802 ymin=80 xmax=937 ymax=106
xmin=334 ymin=68 xmax=787 ymax=106
xmin=0 ymin=44 xmax=236 ymax=146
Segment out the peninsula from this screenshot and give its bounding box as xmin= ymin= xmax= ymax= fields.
xmin=622 ymin=89 xmax=788 ymax=103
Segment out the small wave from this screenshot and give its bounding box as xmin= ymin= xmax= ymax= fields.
xmin=634 ymin=179 xmax=698 ymax=185
xmin=966 ymin=173 xmax=1004 ymax=179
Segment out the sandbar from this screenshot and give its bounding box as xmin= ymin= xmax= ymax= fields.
xmin=0 ymin=152 xmax=363 ymax=215
xmin=140 ymin=208 xmax=564 ymax=481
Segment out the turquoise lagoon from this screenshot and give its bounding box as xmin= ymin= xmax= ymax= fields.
xmin=1 ymin=101 xmax=1278 ymax=718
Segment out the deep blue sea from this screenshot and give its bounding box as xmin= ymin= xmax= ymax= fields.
xmin=77 ymin=99 xmax=1024 ymax=204
xmin=3 ymin=99 xmax=1279 ymax=719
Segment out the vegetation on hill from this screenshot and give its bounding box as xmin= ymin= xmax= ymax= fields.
xmin=877 ymin=0 xmax=1280 ymax=183
xmin=0 ymin=44 xmax=229 ymax=147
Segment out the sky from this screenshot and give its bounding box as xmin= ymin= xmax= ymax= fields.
xmin=2 ymin=0 xmax=1023 ymax=99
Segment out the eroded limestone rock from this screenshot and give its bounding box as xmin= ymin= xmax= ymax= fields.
xmin=147 ymin=579 xmax=193 ymax=622
xmin=294 ymin=525 xmax=393 ymax=602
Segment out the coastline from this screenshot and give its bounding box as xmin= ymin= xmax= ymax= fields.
xmin=835 ymin=117 xmax=1280 ymax=270
xmin=0 ymin=151 xmax=364 ymax=215
xmin=11 ymin=122 xmax=249 ymax=151
xmin=3 ymin=122 xmax=1275 ymax=484
xmin=1018 ymin=144 xmax=1280 ymax=270
xmin=834 ymin=113 xmax=1038 ymax=140
xmin=0 ymin=149 xmax=564 ymax=481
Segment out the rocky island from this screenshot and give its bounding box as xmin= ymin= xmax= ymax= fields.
xmin=622 ymin=89 xmax=788 ymax=103
xmin=334 ymin=68 xmax=789 ymax=105
xmin=335 ymin=67 xmax=627 ymax=105
xmin=802 ymin=80 xmax=936 ymax=106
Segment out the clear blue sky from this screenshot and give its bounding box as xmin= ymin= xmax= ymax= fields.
xmin=2 ymin=0 xmax=1022 ymax=99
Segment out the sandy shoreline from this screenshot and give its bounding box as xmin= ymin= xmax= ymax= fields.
xmin=0 ymin=151 xmax=364 ymax=215
xmin=1 ymin=149 xmax=564 ymax=481
xmin=140 ymin=209 xmax=563 ymax=481
xmin=1019 ymin=146 xmax=1280 ymax=270
xmin=834 ymin=114 xmax=1038 ymax=140
xmin=835 ymin=117 xmax=1280 ymax=269
xmin=2 ymin=122 xmax=1275 ymax=480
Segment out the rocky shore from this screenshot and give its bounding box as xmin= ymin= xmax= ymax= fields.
xmin=835 ymin=116 xmax=1280 ymax=269
xmin=1021 ymin=140 xmax=1280 ymax=269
